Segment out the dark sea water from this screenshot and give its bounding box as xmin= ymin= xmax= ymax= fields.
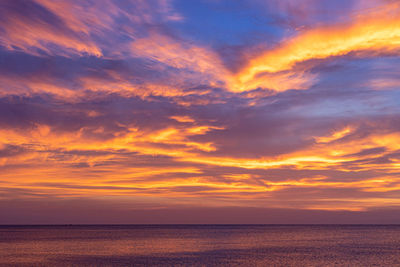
xmin=1 ymin=225 xmax=400 ymax=266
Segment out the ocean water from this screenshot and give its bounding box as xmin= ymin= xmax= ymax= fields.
xmin=1 ymin=225 xmax=400 ymax=266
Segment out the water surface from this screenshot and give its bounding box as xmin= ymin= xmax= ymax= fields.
xmin=1 ymin=225 xmax=400 ymax=266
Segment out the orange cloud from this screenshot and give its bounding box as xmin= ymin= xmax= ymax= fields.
xmin=0 ymin=0 xmax=183 ymax=58
xmin=2 ymin=1 xmax=400 ymax=214
xmin=314 ymin=126 xmax=354 ymax=143
xmin=2 ymin=118 xmax=400 ymax=211
xmin=235 ymin=2 xmax=400 ymax=91
xmin=131 ymin=33 xmax=231 ymax=88
xmin=0 ymin=0 xmax=102 ymax=57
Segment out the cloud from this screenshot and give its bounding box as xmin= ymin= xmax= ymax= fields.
xmin=1 ymin=88 xmax=400 ymax=212
xmin=0 ymin=0 xmax=102 ymax=57
xmin=0 ymin=0 xmax=182 ymax=57
xmin=235 ymin=2 xmax=400 ymax=91
xmin=1 ymin=0 xmax=400 ymax=221
xmin=130 ymin=33 xmax=230 ymax=88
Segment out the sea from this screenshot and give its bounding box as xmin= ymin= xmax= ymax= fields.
xmin=1 ymin=225 xmax=400 ymax=266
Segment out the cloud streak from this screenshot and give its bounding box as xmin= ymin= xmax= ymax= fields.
xmin=235 ymin=1 xmax=400 ymax=91
xmin=1 ymin=0 xmax=400 ymax=223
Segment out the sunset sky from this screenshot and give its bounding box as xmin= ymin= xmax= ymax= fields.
xmin=1 ymin=0 xmax=400 ymax=224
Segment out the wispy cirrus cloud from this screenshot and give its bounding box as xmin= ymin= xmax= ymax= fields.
xmin=1 ymin=0 xmax=400 ymax=223
xmin=235 ymin=1 xmax=400 ymax=92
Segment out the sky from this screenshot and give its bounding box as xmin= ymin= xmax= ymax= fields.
xmin=1 ymin=0 xmax=400 ymax=224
